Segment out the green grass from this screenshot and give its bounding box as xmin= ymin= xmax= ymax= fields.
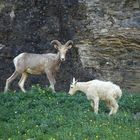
xmin=0 ymin=86 xmax=140 ymax=140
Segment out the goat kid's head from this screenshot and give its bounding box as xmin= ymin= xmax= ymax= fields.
xmin=68 ymin=77 xmax=78 ymax=95
xmin=51 ymin=40 xmax=73 ymax=61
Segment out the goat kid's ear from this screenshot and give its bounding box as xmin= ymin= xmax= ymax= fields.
xmin=73 ymin=77 xmax=76 ymax=83
xmin=73 ymin=77 xmax=78 ymax=85
xmin=75 ymin=80 xmax=78 ymax=85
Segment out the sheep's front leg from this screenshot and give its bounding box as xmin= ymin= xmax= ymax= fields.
xmin=93 ymin=97 xmax=99 ymax=114
xmin=45 ymin=70 xmax=56 ymax=92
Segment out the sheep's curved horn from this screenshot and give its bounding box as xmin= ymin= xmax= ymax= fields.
xmin=65 ymin=40 xmax=73 ymax=48
xmin=51 ymin=40 xmax=62 ymax=47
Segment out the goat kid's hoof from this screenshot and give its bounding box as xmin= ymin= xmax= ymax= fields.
xmin=108 ymin=113 xmax=115 ymax=116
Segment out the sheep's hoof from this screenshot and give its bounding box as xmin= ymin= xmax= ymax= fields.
xmin=48 ymin=86 xmax=56 ymax=93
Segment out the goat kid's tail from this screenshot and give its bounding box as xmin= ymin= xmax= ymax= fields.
xmin=116 ymin=87 xmax=122 ymax=100
xmin=113 ymin=86 xmax=122 ymax=100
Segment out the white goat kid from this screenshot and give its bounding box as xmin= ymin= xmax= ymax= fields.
xmin=68 ymin=78 xmax=122 ymax=115
xmin=4 ymin=40 xmax=73 ymax=93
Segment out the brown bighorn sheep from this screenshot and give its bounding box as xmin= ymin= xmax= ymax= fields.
xmin=4 ymin=40 xmax=73 ymax=93
xmin=68 ymin=78 xmax=122 ymax=115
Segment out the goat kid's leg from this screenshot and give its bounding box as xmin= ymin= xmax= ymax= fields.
xmin=18 ymin=73 xmax=28 ymax=93
xmin=46 ymin=70 xmax=56 ymax=92
xmin=93 ymin=97 xmax=99 ymax=114
xmin=108 ymin=98 xmax=119 ymax=115
xmin=106 ymin=100 xmax=114 ymax=116
xmin=91 ymin=101 xmax=94 ymax=109
xmin=112 ymin=99 xmax=119 ymax=114
xmin=4 ymin=71 xmax=19 ymax=93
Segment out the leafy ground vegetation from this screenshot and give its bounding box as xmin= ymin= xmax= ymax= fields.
xmin=0 ymin=86 xmax=140 ymax=140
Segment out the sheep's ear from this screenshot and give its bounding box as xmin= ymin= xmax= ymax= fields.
xmin=51 ymin=40 xmax=61 ymax=49
xmin=67 ymin=44 xmax=73 ymax=49
xmin=65 ymin=40 xmax=73 ymax=49
xmin=53 ymin=44 xmax=60 ymax=49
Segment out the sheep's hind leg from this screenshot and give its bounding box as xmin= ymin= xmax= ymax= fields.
xmin=18 ymin=72 xmax=28 ymax=93
xmin=4 ymin=71 xmax=19 ymax=93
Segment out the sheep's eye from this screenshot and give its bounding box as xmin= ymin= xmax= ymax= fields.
xmin=70 ymin=86 xmax=73 ymax=88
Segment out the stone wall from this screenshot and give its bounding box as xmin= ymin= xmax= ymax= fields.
xmin=77 ymin=0 xmax=140 ymax=93
xmin=0 ymin=0 xmax=140 ymax=93
xmin=77 ymin=29 xmax=140 ymax=92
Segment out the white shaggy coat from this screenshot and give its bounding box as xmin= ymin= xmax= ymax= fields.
xmin=68 ymin=78 xmax=122 ymax=115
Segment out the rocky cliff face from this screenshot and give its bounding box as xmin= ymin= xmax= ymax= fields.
xmin=77 ymin=0 xmax=140 ymax=93
xmin=0 ymin=0 xmax=140 ymax=93
xmin=78 ymin=29 xmax=140 ymax=92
